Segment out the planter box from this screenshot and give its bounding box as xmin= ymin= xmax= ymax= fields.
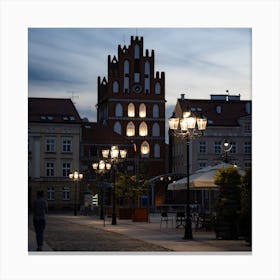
xmin=215 ymin=222 xmax=238 ymax=240
xmin=132 ymin=208 xmax=149 ymax=222
xmin=119 ymin=208 xmax=133 ymax=219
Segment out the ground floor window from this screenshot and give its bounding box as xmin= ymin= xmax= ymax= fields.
xmin=47 ymin=187 xmax=55 ymax=200
xmin=62 ymin=187 xmax=70 ymax=200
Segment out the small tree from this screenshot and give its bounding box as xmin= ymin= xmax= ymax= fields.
xmin=239 ymin=168 xmax=252 ymax=244
xmin=115 ymin=173 xmax=147 ymax=208
xmin=214 ymin=167 xmax=242 ymax=239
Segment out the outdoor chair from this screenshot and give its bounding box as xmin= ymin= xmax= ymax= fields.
xmin=175 ymin=212 xmax=186 ymax=228
xmin=160 ymin=212 xmax=173 ymax=228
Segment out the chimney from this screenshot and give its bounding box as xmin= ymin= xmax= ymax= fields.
xmin=180 ymin=94 xmax=185 ymax=100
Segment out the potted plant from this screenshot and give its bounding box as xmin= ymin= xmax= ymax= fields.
xmin=214 ymin=166 xmax=241 ymax=239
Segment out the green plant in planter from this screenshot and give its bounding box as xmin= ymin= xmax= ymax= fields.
xmin=239 ymin=168 xmax=252 ymax=244
xmin=214 ymin=167 xmax=242 ymax=239
xmin=115 ymin=173 xmax=147 ymax=208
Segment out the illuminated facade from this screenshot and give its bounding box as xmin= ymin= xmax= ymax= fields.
xmin=96 ymin=36 xmax=167 ymax=177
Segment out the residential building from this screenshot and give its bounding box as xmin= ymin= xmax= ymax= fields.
xmin=169 ymin=94 xmax=252 ymax=175
xmin=28 ymin=98 xmax=82 ymax=210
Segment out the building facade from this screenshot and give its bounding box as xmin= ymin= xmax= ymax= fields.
xmin=169 ymin=94 xmax=252 ymax=175
xmin=96 ymin=36 xmax=167 ymax=178
xmin=28 ymin=98 xmax=82 ymax=210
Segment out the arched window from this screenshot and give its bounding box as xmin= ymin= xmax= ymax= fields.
xmin=153 ymin=104 xmax=159 ymax=118
xmin=115 ymin=103 xmax=123 ymax=117
xmin=124 ymin=60 xmax=130 ymax=94
xmin=134 ymin=44 xmax=140 ymax=59
xmin=126 ymin=122 xmax=135 ymax=137
xmin=139 ymin=122 xmax=148 ymax=136
xmin=152 ymin=123 xmax=160 ymax=136
xmin=141 ymin=141 xmax=150 ymax=157
xmin=113 ymin=81 xmax=119 ymax=93
xmin=114 ymin=122 xmax=122 ymax=135
xmin=128 ymin=103 xmax=135 ymax=117
xmin=144 ymin=61 xmax=150 ymax=94
xmin=124 ymin=60 xmax=130 ymax=74
xmin=154 ymin=144 xmax=160 ymax=158
xmin=155 ymin=82 xmax=161 ymax=94
xmin=145 ymin=61 xmax=150 ymax=75
xmin=139 ymin=103 xmax=146 ymax=118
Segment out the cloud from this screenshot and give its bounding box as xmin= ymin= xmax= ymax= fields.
xmin=28 ymin=28 xmax=252 ymax=123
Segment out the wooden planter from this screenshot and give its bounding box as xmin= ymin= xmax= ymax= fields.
xmin=119 ymin=208 xmax=133 ymax=219
xmin=132 ymin=208 xmax=149 ymax=222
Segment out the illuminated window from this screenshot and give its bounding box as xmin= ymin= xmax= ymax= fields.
xmin=128 ymin=103 xmax=135 ymax=117
xmin=139 ymin=122 xmax=148 ymax=136
xmin=126 ymin=122 xmax=135 ymax=136
xmin=115 ymin=103 xmax=123 ymax=117
xmin=139 ymin=103 xmax=146 ymax=118
xmin=141 ymin=141 xmax=150 ymax=157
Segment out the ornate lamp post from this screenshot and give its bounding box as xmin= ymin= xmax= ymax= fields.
xmin=69 ymin=171 xmax=83 ymax=216
xmin=222 ymin=139 xmax=232 ymax=163
xmin=92 ymin=160 xmax=112 ymax=219
xmin=169 ymin=110 xmax=207 ymax=239
xmin=102 ymin=146 xmax=127 ymax=225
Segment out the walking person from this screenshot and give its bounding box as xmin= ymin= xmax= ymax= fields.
xmin=33 ymin=190 xmax=48 ymax=251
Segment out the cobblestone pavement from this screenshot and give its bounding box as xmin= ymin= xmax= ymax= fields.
xmin=31 ymin=215 xmax=171 ymax=252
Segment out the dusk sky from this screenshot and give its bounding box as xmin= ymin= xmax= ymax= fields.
xmin=28 ymin=28 xmax=251 ymax=122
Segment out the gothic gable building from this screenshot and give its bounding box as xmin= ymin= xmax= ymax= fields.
xmin=96 ymin=36 xmax=167 ymax=177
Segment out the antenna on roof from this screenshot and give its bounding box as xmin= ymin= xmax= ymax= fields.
xmin=67 ymin=91 xmax=79 ymax=104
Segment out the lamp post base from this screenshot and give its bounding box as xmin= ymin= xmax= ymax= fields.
xmin=112 ymin=214 xmax=117 ymax=225
xmin=183 ymin=219 xmax=193 ymax=240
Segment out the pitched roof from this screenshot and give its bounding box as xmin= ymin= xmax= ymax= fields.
xmin=177 ymin=98 xmax=251 ymax=126
xmin=28 ymin=97 xmax=82 ymax=123
xmin=82 ymin=122 xmax=131 ymax=147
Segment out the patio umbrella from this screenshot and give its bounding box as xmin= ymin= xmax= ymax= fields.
xmin=168 ymin=163 xmax=244 ymax=191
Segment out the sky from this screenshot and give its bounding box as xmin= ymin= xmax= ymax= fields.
xmin=28 ymin=28 xmax=252 ymax=122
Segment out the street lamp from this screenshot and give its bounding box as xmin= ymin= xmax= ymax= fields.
xmin=92 ymin=160 xmax=112 ymax=219
xmin=102 ymin=146 xmax=127 ymax=225
xmin=169 ymin=110 xmax=207 ymax=239
xmin=69 ymin=171 xmax=83 ymax=216
xmin=222 ymin=139 xmax=232 ymax=163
